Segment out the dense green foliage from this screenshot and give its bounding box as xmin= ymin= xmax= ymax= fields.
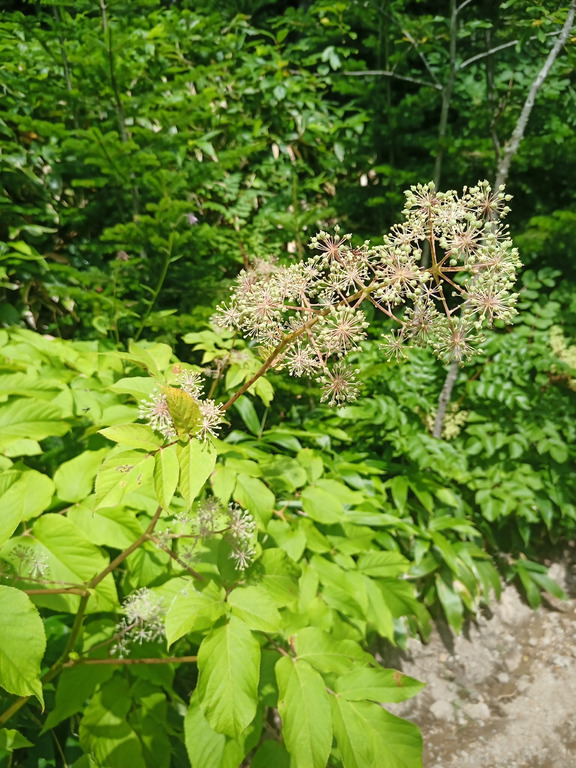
xmin=0 ymin=0 xmax=575 ymax=766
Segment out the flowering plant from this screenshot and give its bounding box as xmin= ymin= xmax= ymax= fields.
xmin=213 ymin=181 xmax=520 ymax=408
xmin=0 ymin=181 xmax=519 ymax=768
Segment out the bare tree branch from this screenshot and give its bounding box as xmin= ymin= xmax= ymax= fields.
xmin=494 ymin=0 xmax=576 ymax=190
xmin=459 ymin=30 xmax=565 ymax=71
xmin=341 ymin=70 xmax=442 ymax=91
xmin=433 ymin=0 xmax=576 ymax=440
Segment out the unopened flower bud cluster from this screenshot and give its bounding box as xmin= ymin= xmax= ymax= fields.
xmin=193 ymin=498 xmax=257 ymax=571
xmin=215 ymin=181 xmax=520 ymax=401
xmin=158 ymin=498 xmax=257 ymax=572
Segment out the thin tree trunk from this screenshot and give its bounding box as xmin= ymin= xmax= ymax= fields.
xmin=432 ymin=0 xmax=576 ymax=439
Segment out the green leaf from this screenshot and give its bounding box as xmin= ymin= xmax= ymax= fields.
xmin=246 ymin=548 xmax=300 ymax=607
xmin=43 ymin=664 xmax=116 ymax=732
xmin=30 ymin=514 xmax=118 ymax=612
xmin=153 ymin=444 xmax=179 ymax=509
xmin=0 ymin=473 xmax=25 ymax=546
xmin=357 ymin=551 xmax=410 ymax=578
xmin=0 ymin=469 xmax=54 ymax=523
xmin=99 ymin=424 xmax=164 ymax=451
xmin=301 ymin=485 xmax=343 ymax=523
xmin=364 ymin=576 xmax=395 ymax=639
xmin=0 ymin=399 xmax=70 ymax=448
xmin=331 ymin=697 xmax=423 ymax=768
xmin=228 ymin=586 xmax=282 ymax=632
xmin=79 ymin=676 xmax=146 ymax=768
xmin=251 ymin=740 xmax=291 ymax=768
xmin=54 ymin=449 xmax=109 ymax=503
xmin=68 ymin=499 xmax=142 ymax=549
xmin=310 ymin=555 xmax=368 ymax=617
xmin=0 ymin=728 xmax=34 ymax=751
xmin=197 ymin=617 xmax=260 ymax=739
xmin=126 ymin=340 xmax=172 ymax=378
xmin=276 ymin=656 xmax=332 ymax=768
xmin=233 ymin=396 xmax=261 ymax=435
xmin=110 ymin=377 xmax=158 ymax=399
xmin=165 ymin=586 xmax=227 ymax=647
xmin=0 ymin=586 xmax=46 ymax=706
xmin=234 ymin=474 xmax=275 ymax=526
xmin=185 ymin=693 xmax=245 ymax=768
xmin=294 ymin=627 xmax=372 ymax=674
xmin=177 ymin=438 xmax=217 ymax=504
xmin=335 ymin=666 xmax=425 ymax=703
xmin=94 ymin=450 xmax=155 ymax=510
xmin=164 ymin=386 xmax=202 ymax=438
xmin=211 ymin=463 xmax=237 ymax=504
xmin=436 ymin=576 xmax=464 ymax=633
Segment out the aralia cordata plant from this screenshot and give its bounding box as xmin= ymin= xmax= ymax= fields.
xmin=211 ymin=181 xmax=520 ymax=406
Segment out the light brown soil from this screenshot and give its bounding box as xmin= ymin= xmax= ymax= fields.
xmin=383 ymin=549 xmax=576 ymax=767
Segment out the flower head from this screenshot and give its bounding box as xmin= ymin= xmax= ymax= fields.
xmin=139 ymin=391 xmax=176 ymax=440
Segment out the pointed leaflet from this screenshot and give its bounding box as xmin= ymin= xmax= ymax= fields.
xmin=234 ymin=474 xmax=275 ymax=526
xmin=177 ymin=438 xmax=216 ymax=504
xmin=68 ymin=499 xmax=142 ymax=549
xmin=164 ymin=386 xmax=202 ymax=438
xmin=78 ymin=675 xmax=146 ymax=768
xmin=331 ymin=697 xmax=423 ymax=768
xmin=228 ymin=586 xmax=282 ymax=633
xmin=43 ymin=664 xmax=115 ymax=732
xmin=165 ymin=586 xmax=228 ymax=647
xmin=185 ymin=693 xmax=246 ymax=768
xmin=54 ymin=448 xmax=109 ymax=503
xmin=335 ymin=666 xmax=425 ymax=704
xmin=0 ymin=399 xmax=70 ymax=448
xmin=0 ymin=586 xmax=46 ymax=706
xmin=29 ymin=514 xmax=118 ymax=612
xmin=301 ymin=485 xmax=343 ymax=524
xmin=0 ymin=473 xmax=26 ymax=547
xmin=197 ymin=616 xmax=260 ymax=740
xmin=94 ymin=449 xmax=155 ymax=510
xmin=153 ymin=444 xmax=179 ymax=509
xmin=99 ymin=424 xmax=164 ymax=452
xmin=293 ymin=626 xmax=372 ymax=675
xmin=275 ymin=655 xmax=332 ymax=768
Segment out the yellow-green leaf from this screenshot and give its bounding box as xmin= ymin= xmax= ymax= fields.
xmin=177 ymin=439 xmax=216 ymax=504
xmin=163 ymin=387 xmax=201 ymax=438
xmin=0 ymin=586 xmax=46 ymax=706
xmin=154 ymin=444 xmax=179 ymax=509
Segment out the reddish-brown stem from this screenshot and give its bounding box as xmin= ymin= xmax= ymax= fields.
xmin=24 ymin=588 xmax=88 ymax=596
xmin=146 ymin=534 xmax=204 ymax=581
xmin=0 ymin=506 xmax=166 ymax=727
xmin=63 ymin=656 xmax=197 ymax=667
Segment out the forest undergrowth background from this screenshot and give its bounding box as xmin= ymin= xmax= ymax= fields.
xmin=0 ymin=1 xmax=575 ymax=766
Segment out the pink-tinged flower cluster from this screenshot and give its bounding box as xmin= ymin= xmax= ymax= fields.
xmin=214 ymin=181 xmax=520 ymax=390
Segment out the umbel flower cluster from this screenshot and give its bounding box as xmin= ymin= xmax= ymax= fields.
xmin=215 ymin=181 xmax=521 ymax=406
xmin=159 ymin=498 xmax=258 ymax=572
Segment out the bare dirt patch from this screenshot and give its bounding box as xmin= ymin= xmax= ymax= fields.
xmin=383 ymin=548 xmax=576 ymax=767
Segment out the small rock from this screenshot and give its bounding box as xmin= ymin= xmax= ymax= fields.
xmin=430 ymin=699 xmax=455 ymax=722
xmin=504 ymin=647 xmax=523 ymax=672
xmin=462 ymin=701 xmax=491 ymax=721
